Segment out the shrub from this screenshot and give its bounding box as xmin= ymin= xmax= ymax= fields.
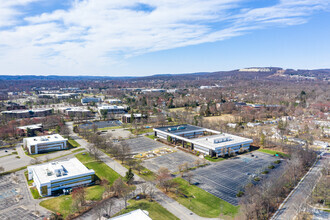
xmin=262 ymin=170 xmax=269 ymax=174
xmin=236 ymin=191 xmax=244 ymax=197
xmin=16 ymin=156 xmax=20 ymax=159
xmin=274 ymin=160 xmax=281 ymax=164
xmin=268 ymin=165 xmax=275 ymax=169
xmin=254 ymin=177 xmax=261 ymax=181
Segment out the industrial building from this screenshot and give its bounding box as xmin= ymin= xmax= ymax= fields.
xmin=153 ymin=124 xmax=253 ymax=157
xmin=27 ymin=158 xmax=95 ymax=196
xmin=23 ymin=134 xmax=68 ymax=154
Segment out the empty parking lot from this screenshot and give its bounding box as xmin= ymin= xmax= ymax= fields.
xmin=187 ymin=151 xmax=278 ymax=205
xmin=143 ymin=150 xmax=199 ymax=173
xmin=123 ymin=137 xmax=169 ymax=154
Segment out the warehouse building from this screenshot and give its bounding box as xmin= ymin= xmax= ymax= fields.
xmin=23 ymin=134 xmax=68 ymax=154
xmin=153 ymin=124 xmax=253 ymax=157
xmin=27 ymin=158 xmax=95 ymax=196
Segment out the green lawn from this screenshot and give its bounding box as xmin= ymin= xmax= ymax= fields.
xmin=40 ymin=195 xmax=73 ymax=218
xmin=130 ymin=128 xmax=154 ymax=135
xmin=169 ymin=178 xmax=239 ymax=218
xmin=68 ymin=139 xmax=80 ymax=148
xmin=24 ymin=171 xmax=34 ymax=186
xmin=75 ymin=152 xmax=121 ymax=185
xmin=257 ymin=149 xmax=289 ymax=158
xmin=40 ymin=185 xmax=106 ymax=218
xmin=98 ymin=126 xmax=123 ymax=131
xmin=114 ymin=199 xmax=179 ymax=220
xmin=30 ymin=187 xmax=41 ymax=199
xmin=204 ymin=155 xmax=225 ymax=162
xmin=72 ymin=148 xmax=85 ymax=153
xmin=145 ymin=134 xmax=156 ymax=140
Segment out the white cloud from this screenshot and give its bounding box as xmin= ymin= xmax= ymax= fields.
xmin=0 ymin=0 xmax=328 ymax=75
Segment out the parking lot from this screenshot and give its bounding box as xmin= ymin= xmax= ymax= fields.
xmin=0 ymin=206 xmax=39 ymax=220
xmin=79 ymin=120 xmax=122 ymax=129
xmin=143 ymin=150 xmax=199 ymax=173
xmin=0 ymin=176 xmax=20 ymax=210
xmin=187 ymin=151 xmax=278 ymax=205
xmin=123 ymin=137 xmax=169 ymax=154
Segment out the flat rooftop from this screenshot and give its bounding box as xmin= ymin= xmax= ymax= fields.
xmin=1 ymin=108 xmax=52 ymax=114
xmin=110 ymin=209 xmax=151 ymax=220
xmin=18 ymin=124 xmax=42 ymax=130
xmin=28 ymin=157 xmax=94 ymax=184
xmin=154 ymin=124 xmax=206 ymax=135
xmin=25 ymin=134 xmax=67 ymax=145
xmin=98 ymin=105 xmax=125 ymax=110
xmin=192 ymin=133 xmax=253 ymax=150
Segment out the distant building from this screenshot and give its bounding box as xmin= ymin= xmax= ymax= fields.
xmin=239 ymin=68 xmax=271 ymax=72
xmin=81 ymin=97 xmax=102 ymax=105
xmin=23 ymin=134 xmax=68 ymax=154
xmin=121 ymin=113 xmax=147 ymax=123
xmin=106 ymin=99 xmax=122 ymax=104
xmin=313 ymin=140 xmax=329 ymax=148
xmin=154 ymin=124 xmax=253 ymax=157
xmin=109 ymin=209 xmax=151 ymax=220
xmin=1 ymin=108 xmax=52 ymax=118
xmin=247 ymin=122 xmax=261 ymax=127
xmin=59 ymin=107 xmax=92 ymax=118
xmin=227 ymin=123 xmax=237 ymax=128
xmin=142 ymin=89 xmax=166 ymax=93
xmin=27 ymin=158 xmax=95 ymax=197
xmin=98 ymin=105 xmax=126 ymax=115
xmin=38 ymin=93 xmax=78 ymax=99
xmin=18 ymin=124 xmax=43 ymax=136
xmin=246 ymin=103 xmax=264 ymax=108
xmin=4 ymin=102 xmax=26 ymax=110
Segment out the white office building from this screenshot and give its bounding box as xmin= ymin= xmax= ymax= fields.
xmin=27 ymin=158 xmax=95 ymax=196
xmin=154 ymin=124 xmax=253 ymax=157
xmin=98 ymin=105 xmax=126 ymax=115
xmin=23 ymin=134 xmax=68 ymax=154
xmin=110 ymin=209 xmax=151 ymax=220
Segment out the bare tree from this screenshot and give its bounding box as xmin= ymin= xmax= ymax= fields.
xmin=186 ymin=171 xmax=194 ymax=184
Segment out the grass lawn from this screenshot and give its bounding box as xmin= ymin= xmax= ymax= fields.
xmin=129 ymin=128 xmax=154 ymax=135
xmin=68 ymin=139 xmax=80 ymax=148
xmin=75 ymin=152 xmax=121 ymax=185
xmin=204 ymin=155 xmax=225 ymax=162
xmin=24 ymin=171 xmax=34 ymax=186
xmin=72 ymin=148 xmax=85 ymax=153
xmin=114 ymin=199 xmax=179 ymax=220
xmin=40 ymin=195 xmax=73 ymax=218
xmin=40 ymin=185 xmax=107 ymax=218
xmin=257 ymin=148 xmax=289 ymax=158
xmin=145 ymin=134 xmax=156 ymax=140
xmin=98 ymin=126 xmax=123 ymax=131
xmin=169 ymin=178 xmax=239 ymax=218
xmin=30 ymin=187 xmax=41 ymax=199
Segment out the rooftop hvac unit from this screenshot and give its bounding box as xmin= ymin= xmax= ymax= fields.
xmin=177 ymin=126 xmax=186 ymax=130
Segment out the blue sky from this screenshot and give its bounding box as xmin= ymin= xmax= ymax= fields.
xmin=0 ymin=0 xmax=329 ymax=76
